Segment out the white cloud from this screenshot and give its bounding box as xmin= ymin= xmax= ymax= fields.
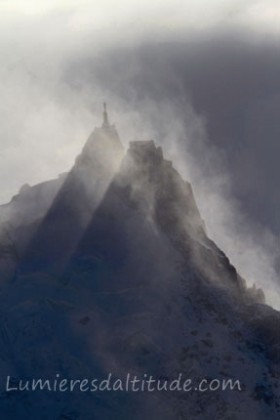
xmin=0 ymin=0 xmax=279 ymax=39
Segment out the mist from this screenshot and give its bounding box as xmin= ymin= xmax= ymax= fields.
xmin=0 ymin=1 xmax=280 ymax=308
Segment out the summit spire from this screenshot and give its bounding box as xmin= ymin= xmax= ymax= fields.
xmin=102 ymin=102 xmax=110 ymax=128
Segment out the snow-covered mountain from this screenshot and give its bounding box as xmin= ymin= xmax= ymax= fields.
xmin=0 ymin=110 xmax=279 ymax=420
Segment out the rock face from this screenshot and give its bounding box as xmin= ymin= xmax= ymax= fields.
xmin=19 ymin=123 xmax=124 ymax=274
xmin=0 ymin=177 xmax=65 ymax=231
xmin=0 ymin=120 xmax=279 ymax=420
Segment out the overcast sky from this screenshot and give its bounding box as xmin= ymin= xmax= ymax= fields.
xmin=0 ymin=0 xmax=279 ymax=202
xmin=0 ymin=0 xmax=280 ymax=306
xmin=1 ymin=0 xmax=280 ymax=33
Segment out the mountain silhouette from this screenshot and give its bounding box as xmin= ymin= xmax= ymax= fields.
xmin=0 ymin=109 xmax=279 ymax=420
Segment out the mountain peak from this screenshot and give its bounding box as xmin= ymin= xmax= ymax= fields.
xmin=75 ymin=107 xmax=124 ymax=173
xmin=0 ymin=113 xmax=279 ymax=419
